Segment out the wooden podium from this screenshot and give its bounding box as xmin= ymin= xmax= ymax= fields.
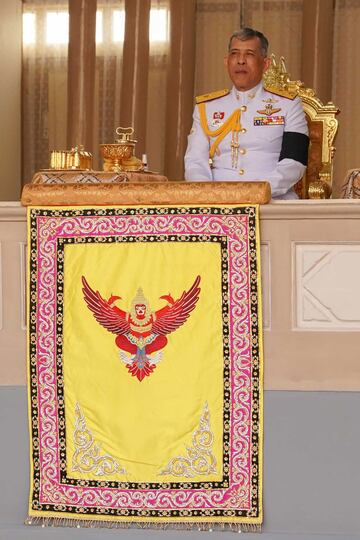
xmin=22 ymin=176 xmax=269 ymax=531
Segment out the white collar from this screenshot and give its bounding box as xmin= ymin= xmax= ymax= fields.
xmin=232 ymin=82 xmax=263 ymax=104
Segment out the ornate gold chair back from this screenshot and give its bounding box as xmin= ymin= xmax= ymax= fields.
xmin=263 ymin=55 xmax=340 ymax=199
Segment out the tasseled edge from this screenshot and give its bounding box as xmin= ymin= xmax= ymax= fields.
xmin=25 ymin=516 xmax=261 ymax=533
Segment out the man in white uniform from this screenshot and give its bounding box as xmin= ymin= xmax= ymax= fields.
xmin=184 ymin=28 xmax=309 ymax=200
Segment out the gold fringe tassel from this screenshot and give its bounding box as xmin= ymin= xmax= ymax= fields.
xmin=25 ymin=516 xmax=261 ymax=533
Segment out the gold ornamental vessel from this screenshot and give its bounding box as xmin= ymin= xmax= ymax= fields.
xmin=100 ymin=127 xmax=143 ymax=172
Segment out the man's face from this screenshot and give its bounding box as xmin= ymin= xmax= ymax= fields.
xmin=224 ymin=37 xmax=270 ymax=91
xmin=135 ymin=304 xmax=146 ymax=319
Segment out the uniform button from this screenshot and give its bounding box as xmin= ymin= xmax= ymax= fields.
xmin=240 ymin=128 xmax=247 ymax=133
xmin=239 ymin=148 xmax=246 ymax=155
xmin=238 ymin=169 xmax=245 ymax=175
xmin=240 ymin=105 xmax=247 ymax=112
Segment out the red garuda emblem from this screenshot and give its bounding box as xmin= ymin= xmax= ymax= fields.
xmin=82 ymin=276 xmax=201 ymax=381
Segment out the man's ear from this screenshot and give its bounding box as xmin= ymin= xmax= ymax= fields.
xmin=223 ymin=54 xmax=229 ymax=69
xmin=263 ymin=56 xmax=271 ymax=73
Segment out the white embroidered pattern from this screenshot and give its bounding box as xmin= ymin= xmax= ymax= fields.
xmin=159 ymin=402 xmax=217 ymax=478
xmin=72 ymin=403 xmax=126 ymax=476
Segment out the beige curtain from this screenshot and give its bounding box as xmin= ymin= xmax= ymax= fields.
xmin=22 ymin=0 xmax=172 ymax=180
xmin=194 ymin=0 xmax=241 ymax=96
xmin=332 ymin=0 xmax=360 ymax=196
xmin=147 ymin=0 xmax=169 ymax=174
xmin=94 ymin=0 xmax=125 ymax=170
xmin=244 ymin=0 xmax=303 ymax=79
xmin=21 ymin=0 xmax=360 ymax=192
xmin=194 ymin=0 xmax=303 ymax=95
xmin=22 ymin=0 xmax=69 ymax=182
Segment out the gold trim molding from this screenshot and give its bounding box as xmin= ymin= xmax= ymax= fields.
xmin=21 ymin=181 xmax=271 ymax=206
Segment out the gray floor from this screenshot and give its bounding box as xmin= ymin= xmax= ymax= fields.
xmin=1 ymin=387 xmax=359 ymax=540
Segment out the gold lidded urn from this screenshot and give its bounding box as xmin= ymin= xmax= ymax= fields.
xmin=100 ymin=127 xmax=143 ymax=172
xmin=50 ymin=145 xmax=92 ymax=170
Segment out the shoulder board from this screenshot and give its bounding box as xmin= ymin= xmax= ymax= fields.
xmin=264 ymin=85 xmax=298 ymax=100
xmin=196 ymin=89 xmax=229 ymax=104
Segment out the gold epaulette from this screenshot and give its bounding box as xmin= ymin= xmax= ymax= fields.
xmin=264 ymin=85 xmax=298 ymax=100
xmin=196 ymin=89 xmax=229 ymax=104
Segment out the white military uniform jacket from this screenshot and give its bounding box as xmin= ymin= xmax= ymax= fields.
xmin=184 ymin=82 xmax=309 ymax=200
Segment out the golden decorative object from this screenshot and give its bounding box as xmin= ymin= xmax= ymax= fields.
xmin=263 ymin=55 xmax=340 ymax=199
xmin=100 ymin=127 xmax=144 ymax=173
xmin=49 ymin=145 xmax=92 ymax=170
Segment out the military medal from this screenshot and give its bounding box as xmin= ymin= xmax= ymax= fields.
xmin=257 ymin=98 xmax=281 ymax=116
xmin=211 ymin=111 xmax=225 ymax=127
xmin=257 ymin=104 xmax=281 ymax=116
xmin=254 ymin=116 xmax=285 ymax=126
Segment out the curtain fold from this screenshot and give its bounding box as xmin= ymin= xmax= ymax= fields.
xmin=22 ymin=0 xmax=69 ymax=182
xmin=144 ymin=0 xmax=170 ymax=174
xmin=95 ymin=0 xmax=124 ymax=170
xmin=194 ymin=0 xmax=241 ymax=97
xmin=301 ymin=0 xmax=334 ymax=103
xmin=243 ymin=0 xmax=303 ymax=79
xmin=332 ymin=0 xmax=360 ymax=196
xmin=67 ymin=0 xmax=96 ymax=151
xmin=120 ymin=0 xmax=150 ymax=157
xmin=164 ymin=0 xmax=196 ymax=180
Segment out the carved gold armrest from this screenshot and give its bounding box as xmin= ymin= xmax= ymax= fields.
xmin=308 ymin=162 xmax=332 ymax=199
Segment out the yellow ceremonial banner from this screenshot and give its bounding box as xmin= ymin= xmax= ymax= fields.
xmin=63 ymin=241 xmax=224 ymax=483
xmin=27 ymin=204 xmax=263 ymax=531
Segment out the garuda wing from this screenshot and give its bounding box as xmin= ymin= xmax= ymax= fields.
xmin=152 ymin=275 xmax=201 ymax=336
xmin=82 ymin=276 xmax=130 ymax=335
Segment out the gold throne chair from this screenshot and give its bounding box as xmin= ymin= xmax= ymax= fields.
xmin=263 ymin=55 xmax=340 ymax=199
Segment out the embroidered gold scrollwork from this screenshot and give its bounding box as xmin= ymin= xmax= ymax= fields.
xmin=72 ymin=403 xmax=126 ymax=476
xmin=159 ymin=402 xmax=217 ymax=478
